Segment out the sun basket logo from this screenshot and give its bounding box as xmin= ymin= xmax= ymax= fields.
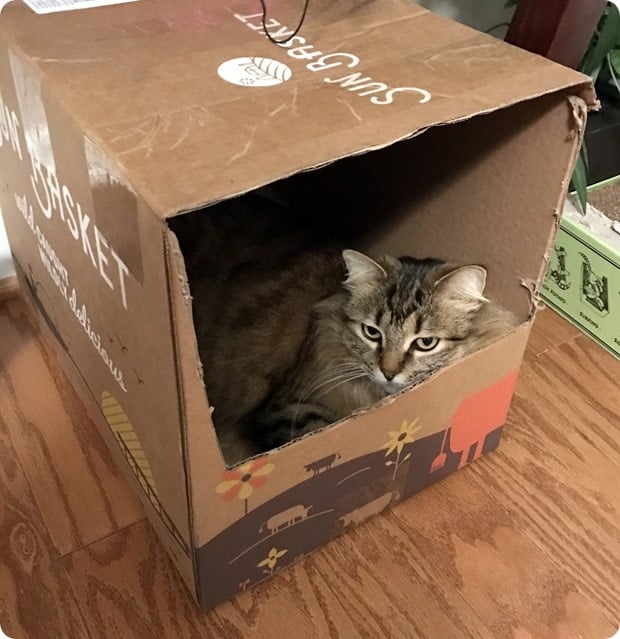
xmin=218 ymin=57 xmax=292 ymax=87
xmin=233 ymin=12 xmax=431 ymax=106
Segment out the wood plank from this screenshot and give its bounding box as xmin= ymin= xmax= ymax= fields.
xmin=64 ymin=517 xmax=494 ymax=639
xmin=391 ymin=470 xmax=616 ymax=639
xmin=305 ymin=514 xmax=493 ymax=639
xmin=0 ymin=385 xmax=91 ymax=639
xmin=526 ymin=307 xmax=581 ymax=357
xmin=0 ymin=276 xmax=18 ymax=303
xmin=0 ymin=299 xmax=144 ymax=557
xmin=470 ymin=335 xmax=620 ymax=620
xmin=61 ymin=523 xmax=210 ymax=639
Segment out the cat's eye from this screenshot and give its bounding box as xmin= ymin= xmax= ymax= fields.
xmin=412 ymin=336 xmax=440 ymax=352
xmin=361 ymin=323 xmax=382 ymax=343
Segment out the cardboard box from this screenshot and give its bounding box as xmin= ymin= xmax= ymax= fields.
xmin=542 ymin=194 xmax=620 ymax=359
xmin=0 ymin=0 xmax=594 ymax=609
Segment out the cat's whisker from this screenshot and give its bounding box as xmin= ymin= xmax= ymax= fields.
xmin=294 ymin=361 xmax=364 ymax=393
xmin=296 ymin=367 xmax=366 ymax=404
xmin=289 ymin=372 xmax=368 ymax=439
xmin=291 ymin=368 xmax=367 ymax=429
xmin=290 ymin=372 xmax=368 ymax=435
xmin=291 ymin=366 xmax=367 ymax=432
xmin=312 ymin=373 xmax=368 ymax=401
xmin=292 ymin=371 xmax=362 ymax=416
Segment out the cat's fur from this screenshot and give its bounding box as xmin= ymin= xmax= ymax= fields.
xmin=175 ymin=195 xmax=518 ymax=465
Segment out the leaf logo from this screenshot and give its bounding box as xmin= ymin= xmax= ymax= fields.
xmin=218 ymin=56 xmax=292 ymax=87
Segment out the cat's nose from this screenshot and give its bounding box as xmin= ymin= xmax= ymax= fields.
xmin=380 ymin=352 xmax=401 ymax=382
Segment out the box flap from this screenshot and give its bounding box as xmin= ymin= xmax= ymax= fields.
xmin=1 ymin=0 xmax=594 ymax=218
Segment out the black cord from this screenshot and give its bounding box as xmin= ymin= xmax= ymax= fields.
xmin=259 ymin=0 xmax=311 ymax=45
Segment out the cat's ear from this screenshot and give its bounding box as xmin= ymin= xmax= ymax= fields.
xmin=342 ymin=250 xmax=386 ymax=289
xmin=435 ymin=265 xmax=488 ymax=308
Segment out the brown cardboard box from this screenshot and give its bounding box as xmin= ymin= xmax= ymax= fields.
xmin=0 ymin=0 xmax=595 ymax=609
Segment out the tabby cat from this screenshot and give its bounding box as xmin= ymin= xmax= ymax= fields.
xmin=175 ymin=195 xmax=518 ymax=465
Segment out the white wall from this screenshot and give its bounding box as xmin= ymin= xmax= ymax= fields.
xmin=1 ymin=0 xmax=16 ymax=278
xmin=0 ymin=211 xmax=14 ymax=279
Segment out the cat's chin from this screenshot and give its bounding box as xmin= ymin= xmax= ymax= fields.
xmin=374 ymin=378 xmax=408 ymax=395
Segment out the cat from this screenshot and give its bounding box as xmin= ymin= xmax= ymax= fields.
xmin=173 ymin=195 xmax=518 ymax=465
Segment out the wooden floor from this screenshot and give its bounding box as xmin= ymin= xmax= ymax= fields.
xmin=0 ymin=292 xmax=618 ymax=639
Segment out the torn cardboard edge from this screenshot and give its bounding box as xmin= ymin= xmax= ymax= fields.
xmin=532 ymin=95 xmax=591 ymax=314
xmin=164 ymin=198 xmax=534 ymax=478
xmin=163 ymin=89 xmax=588 ymax=479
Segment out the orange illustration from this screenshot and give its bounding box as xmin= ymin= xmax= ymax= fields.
xmin=432 ymin=369 xmax=519 ymax=471
xmin=216 ymin=458 xmax=275 ymax=515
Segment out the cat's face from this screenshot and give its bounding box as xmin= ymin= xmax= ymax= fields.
xmin=338 ymin=250 xmax=489 ymax=393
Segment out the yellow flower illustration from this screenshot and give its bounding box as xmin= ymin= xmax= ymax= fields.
xmin=384 ymin=418 xmax=421 ymax=457
xmin=383 ymin=418 xmax=421 ymax=480
xmin=257 ymin=547 xmax=288 ymax=574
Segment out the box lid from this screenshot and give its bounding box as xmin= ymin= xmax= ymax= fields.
xmin=0 ymin=0 xmax=595 ymax=218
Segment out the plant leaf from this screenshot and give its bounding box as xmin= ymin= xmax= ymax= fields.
xmin=571 ymin=148 xmax=588 ymax=215
xmin=610 ymin=49 xmax=620 ymax=71
xmin=581 ymin=4 xmax=620 ymax=82
xmin=582 ymin=139 xmax=590 ymax=175
xmin=608 ymin=49 xmax=620 ymax=92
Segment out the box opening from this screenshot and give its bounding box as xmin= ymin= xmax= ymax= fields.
xmin=168 ymin=95 xmax=563 ymax=468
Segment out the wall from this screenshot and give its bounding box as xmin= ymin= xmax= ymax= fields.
xmin=415 ymin=0 xmax=515 ymax=36
xmin=0 ymin=211 xmax=13 ymax=279
xmin=0 ymin=3 xmax=15 ymax=278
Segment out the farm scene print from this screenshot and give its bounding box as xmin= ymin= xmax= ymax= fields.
xmin=197 ymin=370 xmax=519 ymax=609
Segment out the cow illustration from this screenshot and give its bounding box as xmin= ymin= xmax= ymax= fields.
xmin=304 ymin=453 xmax=341 ymax=476
xmin=339 ymin=490 xmax=400 ymax=528
xmin=259 ymin=504 xmax=313 ymax=534
xmin=445 ymin=369 xmax=519 ymax=470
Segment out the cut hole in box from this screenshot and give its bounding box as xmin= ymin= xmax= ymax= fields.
xmin=170 ymin=95 xmax=567 ymax=468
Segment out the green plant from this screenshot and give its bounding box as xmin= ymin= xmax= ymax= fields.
xmin=502 ymin=1 xmax=620 ymax=212
xmin=571 ymin=144 xmax=589 ymax=214
xmin=581 ymin=2 xmax=620 ymax=90
xmin=572 ymin=2 xmax=620 ymax=212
